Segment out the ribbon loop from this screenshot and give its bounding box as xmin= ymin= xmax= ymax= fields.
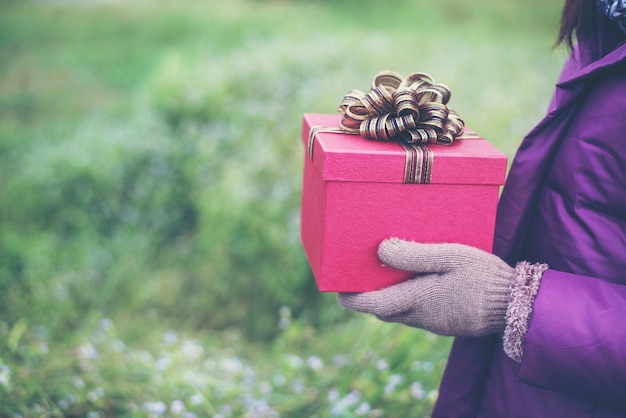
xmin=338 ymin=71 xmax=464 ymax=145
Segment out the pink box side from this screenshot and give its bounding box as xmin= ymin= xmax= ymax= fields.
xmin=316 ymin=181 xmax=500 ymax=292
xmin=300 ymin=162 xmax=321 ymax=280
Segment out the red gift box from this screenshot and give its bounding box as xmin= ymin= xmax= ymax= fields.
xmin=300 ymin=113 xmax=508 ymax=292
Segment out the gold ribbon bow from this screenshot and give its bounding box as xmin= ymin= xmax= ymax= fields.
xmin=338 ymin=70 xmax=465 ymax=145
xmin=307 ymin=71 xmax=469 ymax=183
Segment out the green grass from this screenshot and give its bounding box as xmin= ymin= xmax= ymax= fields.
xmin=0 ymin=0 xmax=565 ymax=416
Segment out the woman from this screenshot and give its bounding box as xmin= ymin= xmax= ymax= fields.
xmin=338 ymin=0 xmax=626 ymax=416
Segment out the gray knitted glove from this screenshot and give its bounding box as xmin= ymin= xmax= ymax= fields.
xmin=338 ymin=238 xmax=515 ymax=337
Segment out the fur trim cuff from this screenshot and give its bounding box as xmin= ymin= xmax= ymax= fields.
xmin=502 ymin=261 xmax=548 ymax=363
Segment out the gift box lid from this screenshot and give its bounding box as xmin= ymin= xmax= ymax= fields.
xmin=303 ymin=113 xmax=507 ymax=185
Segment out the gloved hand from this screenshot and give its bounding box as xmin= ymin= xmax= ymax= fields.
xmin=338 ymin=238 xmax=515 ymax=337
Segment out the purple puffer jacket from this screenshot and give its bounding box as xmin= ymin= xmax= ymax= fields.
xmin=432 ymin=23 xmax=626 ymax=418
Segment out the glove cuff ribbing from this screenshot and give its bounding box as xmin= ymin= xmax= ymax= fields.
xmin=502 ymin=261 xmax=548 ymax=363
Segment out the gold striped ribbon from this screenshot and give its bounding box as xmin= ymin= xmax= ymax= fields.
xmin=402 ymin=143 xmax=433 ymax=184
xmin=308 ymin=71 xmax=467 ymax=184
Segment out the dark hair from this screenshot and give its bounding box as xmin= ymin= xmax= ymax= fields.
xmin=557 ymin=0 xmax=598 ymax=49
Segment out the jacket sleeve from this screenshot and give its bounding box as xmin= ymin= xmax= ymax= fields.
xmin=519 ymin=268 xmax=626 ymax=412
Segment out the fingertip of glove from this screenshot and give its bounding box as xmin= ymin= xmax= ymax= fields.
xmin=378 ymin=237 xmax=415 ymax=268
xmin=379 ymin=237 xmax=404 ymax=248
xmin=337 ymin=292 xmax=357 ymax=309
xmin=377 ymin=237 xmax=402 ymax=257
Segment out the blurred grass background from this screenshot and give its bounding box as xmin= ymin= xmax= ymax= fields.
xmin=1 ymin=0 xmax=564 ymax=416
